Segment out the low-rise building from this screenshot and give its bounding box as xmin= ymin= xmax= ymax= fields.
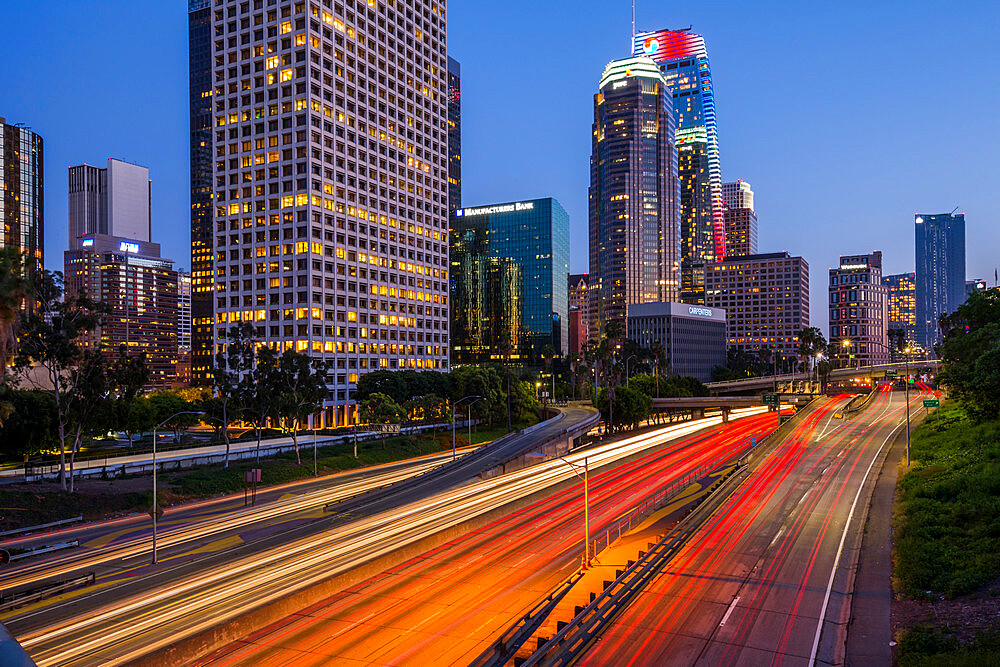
xmin=627 ymin=302 xmax=727 ymax=383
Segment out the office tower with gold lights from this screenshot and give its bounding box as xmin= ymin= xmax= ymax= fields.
xmin=189 ymin=0 xmax=451 ymax=427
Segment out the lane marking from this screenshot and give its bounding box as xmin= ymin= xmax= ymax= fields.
xmin=770 ymin=527 xmax=785 ymax=547
xmin=806 ymin=416 xmax=906 ymax=666
xmin=719 ymin=596 xmax=741 ymax=627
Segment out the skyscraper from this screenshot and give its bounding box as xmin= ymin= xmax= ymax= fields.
xmin=568 ymin=273 xmax=591 ymax=355
xmin=0 ymin=117 xmax=43 ymax=266
xmin=915 ymin=213 xmax=966 ymax=352
xmin=884 ymin=272 xmax=917 ymax=353
xmin=447 ymin=56 xmax=461 ymax=214
xmin=65 ymin=158 xmax=178 ymax=388
xmin=188 ymin=0 xmax=214 ymax=384
xmin=450 ymin=198 xmax=569 ymax=364
xmin=190 ymin=0 xmax=450 ymax=427
xmin=633 ymin=28 xmax=725 ymax=303
xmin=722 ymin=179 xmax=757 ymax=257
xmin=829 ymin=251 xmax=888 ymax=368
xmin=68 ymin=159 xmax=151 ymax=247
xmin=589 ymin=56 xmax=680 ymax=334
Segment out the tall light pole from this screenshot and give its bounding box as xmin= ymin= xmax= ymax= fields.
xmin=624 ymin=354 xmax=636 ymax=390
xmin=451 ymin=395 xmax=482 ymax=461
xmin=152 ymin=410 xmax=203 ymax=565
xmin=466 ymin=397 xmax=482 ymax=448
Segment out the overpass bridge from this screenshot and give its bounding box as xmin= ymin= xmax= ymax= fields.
xmin=705 ymin=360 xmax=941 ymax=395
xmin=650 ymin=395 xmax=813 ymax=423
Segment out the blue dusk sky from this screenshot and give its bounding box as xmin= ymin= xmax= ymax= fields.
xmin=1 ymin=0 xmax=997 ymax=333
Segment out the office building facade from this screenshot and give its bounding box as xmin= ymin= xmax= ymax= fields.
xmin=633 ymin=28 xmax=725 ymax=303
xmin=884 ymin=272 xmax=917 ymax=353
xmin=68 ymin=159 xmax=151 ymax=247
xmin=190 ymin=0 xmax=450 ymax=427
xmin=64 ymin=236 xmax=179 ymax=389
xmin=915 ymin=212 xmax=965 ymax=352
xmin=447 ymin=56 xmax=460 ymax=214
xmin=704 ymin=252 xmax=810 ymax=362
xmin=829 ymin=251 xmax=888 ymax=368
xmin=722 ymin=179 xmax=757 ymax=257
xmin=0 ymin=117 xmax=43 ymax=265
xmin=589 ymin=56 xmax=681 ymax=334
xmin=627 ymin=302 xmax=727 ymax=383
xmin=188 ymin=0 xmax=214 ymax=384
xmin=568 ymin=273 xmax=591 ymax=356
xmin=450 ymin=198 xmax=568 ymax=364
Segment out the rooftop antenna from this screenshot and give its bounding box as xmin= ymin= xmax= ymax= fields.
xmin=949 ymin=205 xmax=959 ymax=215
xmin=631 ymin=0 xmax=635 ymax=52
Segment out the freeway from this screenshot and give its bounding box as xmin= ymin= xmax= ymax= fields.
xmin=575 ymin=385 xmax=927 ymax=666
xmin=2 ymin=407 xmax=606 ymax=664
xmin=190 ymin=409 xmax=779 ymax=666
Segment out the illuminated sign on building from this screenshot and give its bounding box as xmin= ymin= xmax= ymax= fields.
xmin=688 ymin=306 xmax=713 ymax=318
xmin=81 ymin=238 xmax=95 ymax=247
xmin=119 ymin=241 xmax=140 ymax=253
xmin=839 ymin=263 xmax=870 ymax=270
xmin=455 ymin=201 xmax=535 ymax=218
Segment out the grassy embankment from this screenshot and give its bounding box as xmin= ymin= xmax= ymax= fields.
xmin=0 ymin=421 xmax=530 ymax=532
xmin=894 ymin=400 xmax=1000 ymax=665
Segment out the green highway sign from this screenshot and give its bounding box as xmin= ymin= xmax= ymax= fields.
xmin=923 ymin=399 xmax=939 ymax=408
xmin=762 ymin=393 xmax=779 ymax=406
xmin=884 ymin=370 xmax=898 ymax=377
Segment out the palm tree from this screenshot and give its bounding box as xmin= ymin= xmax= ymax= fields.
xmin=649 ymin=340 xmax=666 ymax=397
xmin=0 ymin=248 xmax=32 ymax=380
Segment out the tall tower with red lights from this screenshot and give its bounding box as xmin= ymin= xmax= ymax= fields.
xmin=633 ymin=28 xmax=725 ymax=304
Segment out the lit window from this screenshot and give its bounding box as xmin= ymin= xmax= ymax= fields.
xmin=280 ymin=21 xmax=292 ymax=34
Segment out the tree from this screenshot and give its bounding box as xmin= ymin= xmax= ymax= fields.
xmin=210 ymin=323 xmax=256 ymax=468
xmin=0 ymin=247 xmax=34 ymax=380
xmin=65 ymin=348 xmax=112 ymax=492
xmin=109 ymin=346 xmax=150 ymax=448
xmin=938 ymin=289 xmax=1000 ymax=421
xmin=594 ymin=385 xmax=651 ymax=432
xmin=797 ymin=327 xmax=827 ymax=381
xmin=238 ymin=341 xmax=280 ymax=466
xmin=147 ymin=391 xmax=200 ymax=444
xmin=359 ymin=392 xmax=406 ymax=448
xmin=449 ymin=366 xmax=503 ymax=425
xmin=0 ymin=388 xmax=57 ymax=459
xmin=13 ymin=270 xmax=103 ymax=489
xmin=274 ymin=349 xmax=330 ymax=465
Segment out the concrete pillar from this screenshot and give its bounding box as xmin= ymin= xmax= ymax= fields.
xmin=722 ymin=408 xmax=730 ymax=423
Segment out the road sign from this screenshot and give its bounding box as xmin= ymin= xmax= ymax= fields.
xmin=762 ymin=393 xmax=779 ymax=406
xmin=0 ymin=549 xmax=9 ymax=565
xmin=923 ymin=399 xmax=939 ymax=408
xmin=934 ymin=390 xmax=942 ymax=398
xmin=750 ymin=437 xmax=758 ymax=448
xmin=148 ymin=505 xmax=164 ymax=521
xmin=370 ymin=424 xmax=401 ymax=434
xmin=779 ymin=414 xmax=793 ymax=424
xmin=884 ymin=369 xmax=898 ymax=377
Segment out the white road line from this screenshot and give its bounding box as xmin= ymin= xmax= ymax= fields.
xmin=770 ymin=528 xmax=785 ymax=547
xmin=719 ymin=596 xmax=741 ymax=626
xmin=806 ymin=416 xmax=906 ymax=666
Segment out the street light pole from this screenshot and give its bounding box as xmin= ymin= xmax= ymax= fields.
xmin=624 ymin=355 xmax=636 ymax=390
xmin=467 ymin=398 xmax=482 ymax=448
xmin=151 ymin=410 xmax=203 ymax=565
xmin=451 ymin=395 xmax=482 ymax=461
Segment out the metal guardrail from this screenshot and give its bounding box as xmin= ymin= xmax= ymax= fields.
xmin=0 ymin=573 xmax=96 ymax=613
xmin=7 ymin=541 xmax=80 ymax=563
xmin=0 ymin=516 xmax=83 ymax=540
xmin=470 ymin=571 xmax=586 ymax=667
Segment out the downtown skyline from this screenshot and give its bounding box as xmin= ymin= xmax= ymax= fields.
xmin=1 ymin=1 xmax=998 ymax=334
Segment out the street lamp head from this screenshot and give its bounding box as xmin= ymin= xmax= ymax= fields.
xmin=842 ymin=339 xmax=852 ymax=347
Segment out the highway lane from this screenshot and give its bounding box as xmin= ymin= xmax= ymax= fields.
xmin=578 ymin=386 xmax=927 ymax=666
xmin=5 ymin=405 xmax=729 ymax=666
xmin=189 ymin=410 xmax=782 ymax=666
xmin=0 ymin=407 xmax=591 ymax=594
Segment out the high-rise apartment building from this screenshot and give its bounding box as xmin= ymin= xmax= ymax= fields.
xmin=633 ymin=29 xmax=725 ymax=303
xmin=589 ymin=56 xmax=680 ymax=334
xmin=64 ymin=237 xmax=179 ymax=389
xmin=829 ymin=251 xmax=888 ymax=368
xmin=65 ymin=158 xmax=178 ymax=388
xmin=190 ymin=0 xmax=450 ymax=427
xmin=68 ymin=159 xmax=151 ymax=247
xmin=178 ymin=271 xmax=193 ymax=354
xmin=189 ymin=0 xmax=215 ymax=384
xmin=704 ymin=252 xmax=810 ymax=362
xmin=0 ymin=117 xmax=43 ymax=265
xmin=447 ymin=56 xmax=460 ymax=214
xmin=450 ymin=198 xmax=568 ymax=364
xmin=884 ymin=272 xmax=917 ymax=353
xmin=568 ymin=273 xmax=590 ymax=356
xmin=915 ymin=212 xmax=965 ymax=352
xmin=722 ymin=179 xmax=757 ymax=257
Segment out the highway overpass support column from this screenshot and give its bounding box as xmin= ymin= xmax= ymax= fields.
xmin=722 ymin=408 xmax=730 ymax=423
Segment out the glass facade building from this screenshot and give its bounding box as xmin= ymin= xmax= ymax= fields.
xmin=0 ymin=117 xmax=44 ymax=266
xmin=633 ymin=28 xmax=726 ymax=303
xmin=450 ymin=198 xmax=569 ymax=365
xmin=447 ymin=56 xmax=461 ymax=214
xmin=915 ymin=213 xmax=965 ymax=352
xmin=884 ymin=272 xmax=917 ymax=354
xmin=589 ymin=57 xmax=681 ymax=335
